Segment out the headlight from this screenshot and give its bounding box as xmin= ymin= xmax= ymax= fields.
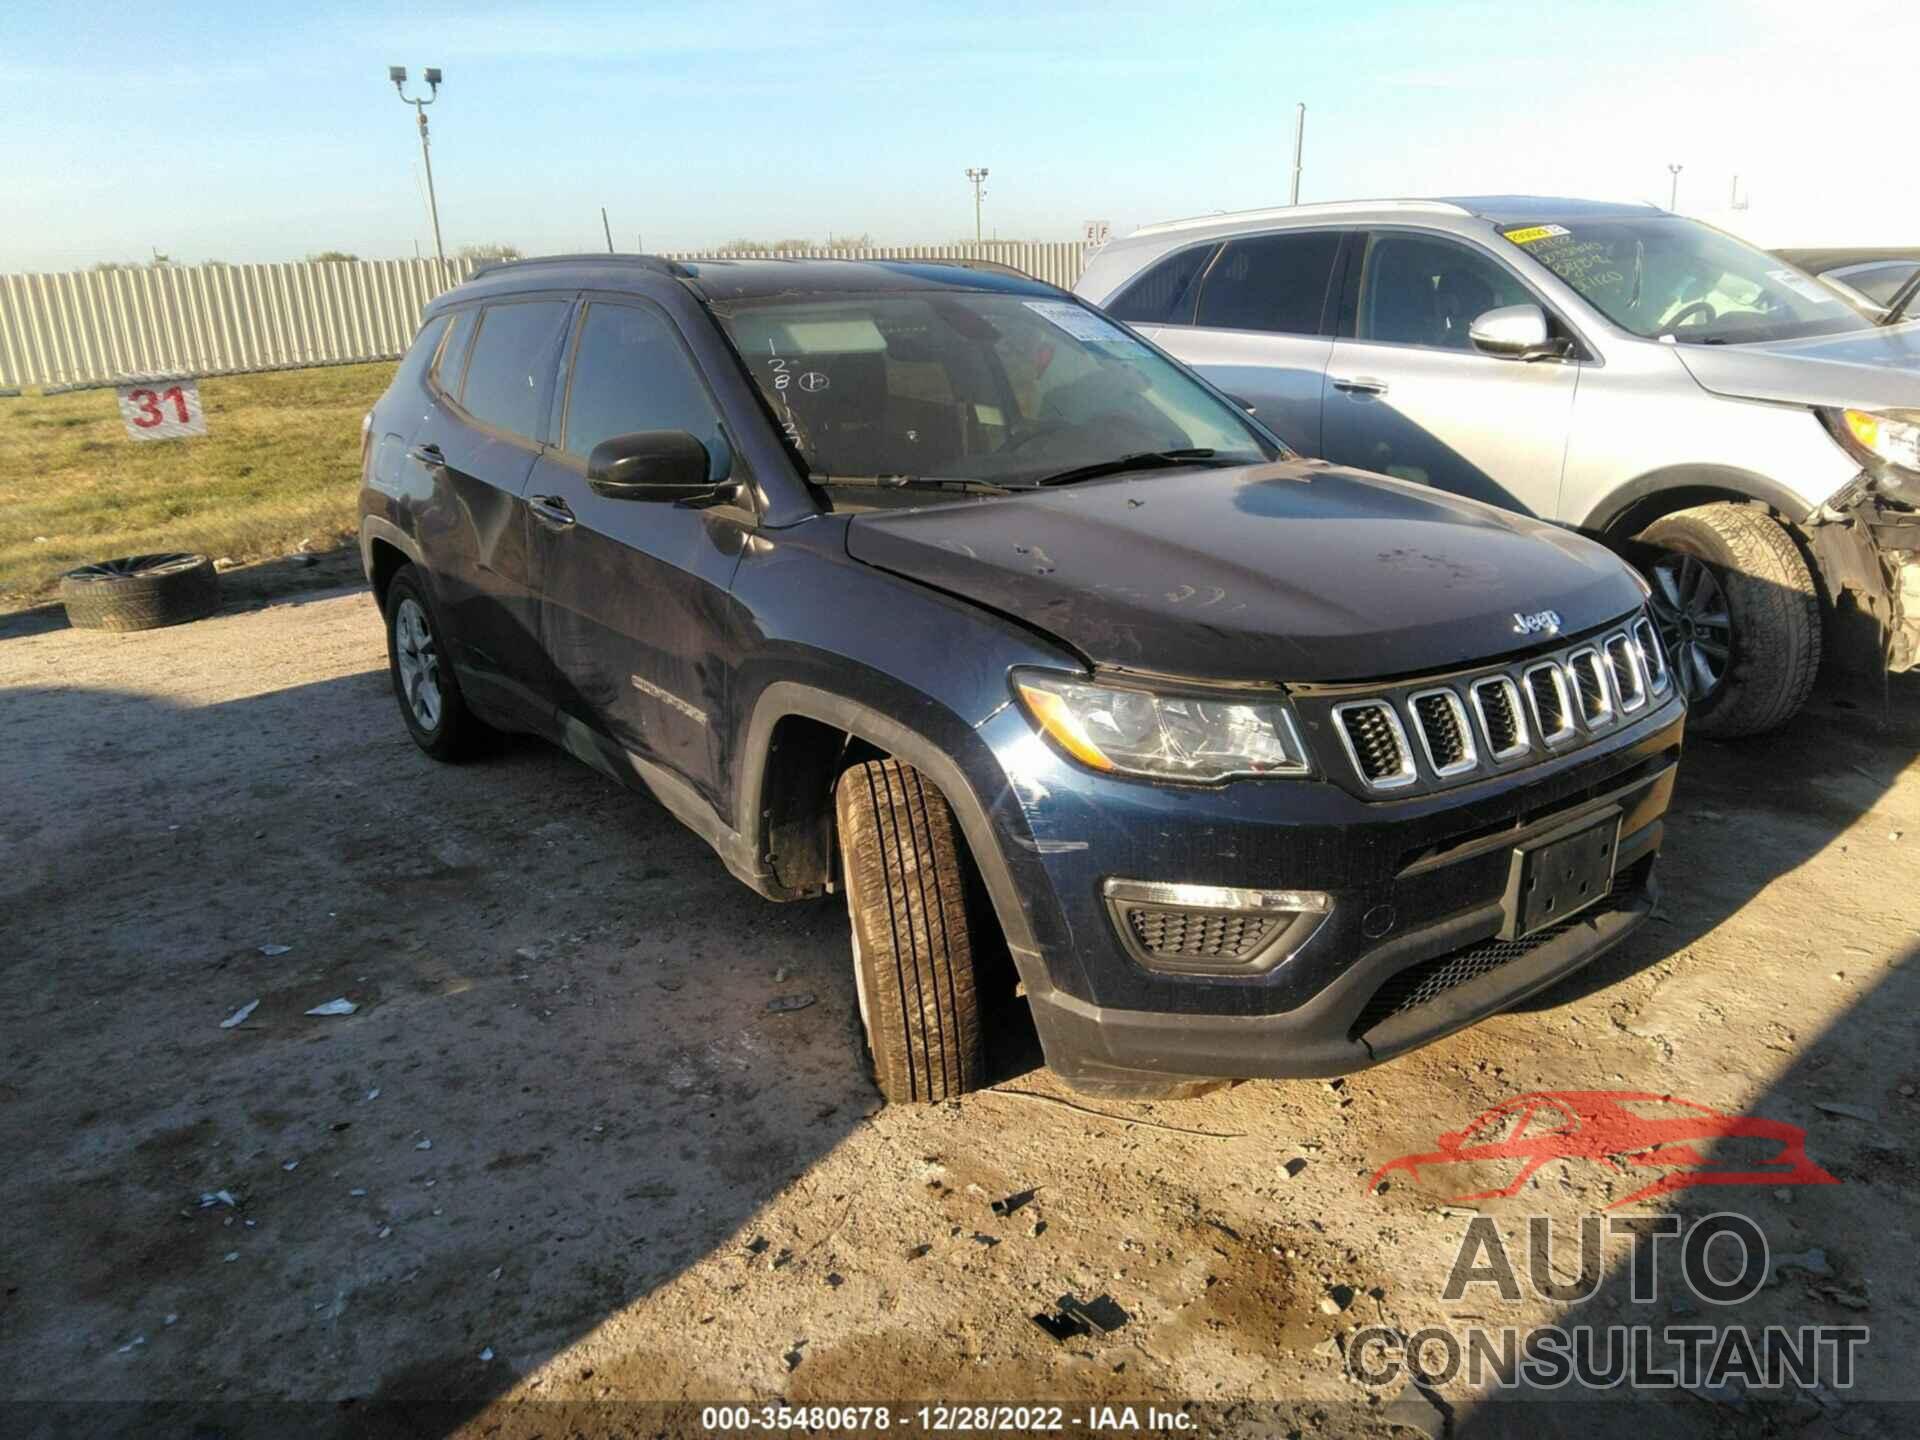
xmin=1013 ymin=669 xmax=1312 ymax=782
xmin=1826 ymin=407 xmax=1920 ymax=479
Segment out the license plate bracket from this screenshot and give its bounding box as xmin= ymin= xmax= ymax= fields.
xmin=1502 ymin=808 xmax=1622 ymax=939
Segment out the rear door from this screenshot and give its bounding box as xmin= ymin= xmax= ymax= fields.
xmin=524 ymin=295 xmax=753 ymax=813
xmin=1147 ymin=229 xmax=1344 ymax=453
xmin=1320 ymin=231 xmax=1579 ymax=518
xmin=407 ymin=295 xmax=574 ymax=723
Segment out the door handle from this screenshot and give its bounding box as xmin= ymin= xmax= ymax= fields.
xmin=1331 ymin=377 xmax=1388 ymax=396
xmin=407 ymin=442 xmax=445 ymax=465
xmin=528 ymin=494 xmax=576 ymax=528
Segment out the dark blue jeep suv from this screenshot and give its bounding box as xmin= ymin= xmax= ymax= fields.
xmin=359 ymin=254 xmax=1685 ymax=1102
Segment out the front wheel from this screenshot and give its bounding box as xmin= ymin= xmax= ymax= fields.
xmin=383 ymin=566 xmax=479 ymax=761
xmin=1637 ymin=504 xmax=1821 ymax=738
xmin=835 ymin=759 xmax=984 ymax=1103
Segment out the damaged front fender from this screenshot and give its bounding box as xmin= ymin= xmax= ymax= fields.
xmin=1806 ymin=479 xmax=1920 ymax=674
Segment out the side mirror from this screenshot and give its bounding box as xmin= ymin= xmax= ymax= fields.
xmin=586 ymin=430 xmax=724 ymax=502
xmin=1468 ymin=304 xmax=1568 ymax=360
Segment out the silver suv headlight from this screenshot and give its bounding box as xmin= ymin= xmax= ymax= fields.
xmin=1013 ymin=669 xmax=1312 ymax=782
xmin=1825 ymin=406 xmax=1920 ymax=480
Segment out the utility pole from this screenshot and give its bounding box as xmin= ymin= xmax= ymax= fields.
xmin=965 ymin=167 xmax=989 ymax=243
xmin=390 ymin=67 xmax=446 ymax=263
xmin=1290 ymin=103 xmax=1306 ymax=205
xmin=601 ymin=207 xmax=614 ymax=253
xmin=1667 ymin=163 xmax=1683 ymax=212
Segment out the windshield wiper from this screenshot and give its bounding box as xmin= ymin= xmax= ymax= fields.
xmin=810 ymin=473 xmax=1013 ymax=496
xmin=1032 ymin=448 xmax=1233 ymax=487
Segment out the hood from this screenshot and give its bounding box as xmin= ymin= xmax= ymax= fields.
xmin=1673 ymin=322 xmax=1920 ymax=410
xmin=843 ymin=461 xmax=1645 ymax=684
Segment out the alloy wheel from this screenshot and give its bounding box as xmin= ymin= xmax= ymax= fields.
xmin=393 ymin=597 xmax=444 ymax=732
xmin=1647 ymin=554 xmax=1732 ymax=703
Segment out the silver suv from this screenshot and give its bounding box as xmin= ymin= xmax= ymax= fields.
xmin=1077 ymin=196 xmax=1920 ymax=736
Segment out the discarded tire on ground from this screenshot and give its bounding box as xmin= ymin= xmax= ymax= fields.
xmin=58 ymin=553 xmax=221 ymax=632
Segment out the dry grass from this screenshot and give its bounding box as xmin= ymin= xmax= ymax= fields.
xmin=0 ymin=362 xmax=394 ymax=607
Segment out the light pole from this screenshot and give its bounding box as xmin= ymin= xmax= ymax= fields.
xmin=965 ymin=167 xmax=989 ymax=243
xmin=1667 ymin=163 xmax=1683 ymax=212
xmin=391 ymin=66 xmax=446 ymax=263
xmin=1289 ymin=103 xmax=1306 ymax=205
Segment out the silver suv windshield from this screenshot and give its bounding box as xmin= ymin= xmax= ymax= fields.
xmin=1503 ymin=216 xmax=1873 ymax=345
xmin=713 ymin=290 xmax=1278 ymax=490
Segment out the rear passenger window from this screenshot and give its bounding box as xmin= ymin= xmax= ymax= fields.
xmin=1106 ymin=244 xmax=1218 ymax=325
xmin=458 ymin=300 xmax=572 ymax=439
xmin=561 ymin=302 xmax=728 ymax=477
xmin=394 ymin=313 xmax=450 ymax=391
xmin=430 ymin=308 xmax=475 ymax=394
xmin=1194 ymin=232 xmax=1341 ymax=335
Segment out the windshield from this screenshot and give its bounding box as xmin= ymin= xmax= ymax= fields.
xmin=1503 ymin=216 xmax=1873 ymax=345
xmin=712 ymin=290 xmax=1278 ymax=490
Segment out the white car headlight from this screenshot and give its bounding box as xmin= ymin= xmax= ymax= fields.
xmin=1830 ymin=407 xmax=1920 ymax=479
xmin=1013 ymin=669 xmax=1312 ymax=782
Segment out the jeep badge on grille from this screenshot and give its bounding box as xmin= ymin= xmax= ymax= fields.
xmin=1512 ymin=609 xmax=1563 ymax=636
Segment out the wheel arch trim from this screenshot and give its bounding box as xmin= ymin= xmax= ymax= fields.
xmin=738 ymin=681 xmax=1043 ymax=962
xmin=1579 ymin=465 xmax=1814 ymax=537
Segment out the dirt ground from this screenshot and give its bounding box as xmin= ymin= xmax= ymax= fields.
xmin=2 ymin=576 xmax=1916 ymax=1439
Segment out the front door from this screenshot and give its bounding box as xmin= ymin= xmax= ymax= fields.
xmin=525 ymin=296 xmax=753 ymax=814
xmin=1320 ymin=231 xmax=1580 ymax=518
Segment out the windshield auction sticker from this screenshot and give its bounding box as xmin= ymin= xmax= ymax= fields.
xmin=1503 ymin=225 xmax=1571 ymax=246
xmin=1022 ymin=299 xmax=1144 ymax=350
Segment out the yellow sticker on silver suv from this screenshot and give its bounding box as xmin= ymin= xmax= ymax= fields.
xmin=1504 ymin=225 xmax=1571 ymax=245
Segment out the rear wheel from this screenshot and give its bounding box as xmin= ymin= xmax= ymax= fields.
xmin=835 ymin=759 xmax=984 ymax=1103
xmin=383 ymin=566 xmax=478 ymax=761
xmin=1637 ymin=503 xmax=1821 ymax=737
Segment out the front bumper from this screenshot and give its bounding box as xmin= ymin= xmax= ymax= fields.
xmin=985 ymin=692 xmax=1683 ymax=1092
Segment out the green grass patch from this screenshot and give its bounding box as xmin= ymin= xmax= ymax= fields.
xmin=0 ymin=362 xmax=395 ymax=606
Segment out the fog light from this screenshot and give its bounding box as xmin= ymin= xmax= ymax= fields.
xmin=1102 ymin=879 xmax=1332 ymax=976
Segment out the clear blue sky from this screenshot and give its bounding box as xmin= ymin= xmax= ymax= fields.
xmin=3 ymin=0 xmax=1913 ymax=271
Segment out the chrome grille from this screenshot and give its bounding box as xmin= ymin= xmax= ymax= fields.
xmin=1603 ymin=631 xmax=1647 ymax=712
xmin=1334 ymin=701 xmax=1416 ymax=790
xmin=1469 ymin=676 xmax=1529 ymax=760
xmin=1632 ymin=616 xmax=1670 ymax=695
xmin=1524 ymin=662 xmax=1575 ymax=745
xmin=1409 ymin=688 xmax=1476 ymax=777
xmin=1567 ymin=648 xmax=1614 ymax=728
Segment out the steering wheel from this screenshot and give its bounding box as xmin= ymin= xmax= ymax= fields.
xmin=997 ymin=419 xmax=1074 ymax=455
xmin=1666 ymin=300 xmax=1717 ymax=330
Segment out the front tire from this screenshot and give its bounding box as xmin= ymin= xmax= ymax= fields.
xmin=835 ymin=759 xmax=984 ymax=1103
xmin=383 ymin=566 xmax=478 ymax=761
xmin=1637 ymin=503 xmax=1821 ymax=738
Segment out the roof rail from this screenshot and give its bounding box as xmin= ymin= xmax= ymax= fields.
xmin=468 ymin=253 xmax=694 ymax=281
xmin=1132 ymin=198 xmax=1473 ymax=238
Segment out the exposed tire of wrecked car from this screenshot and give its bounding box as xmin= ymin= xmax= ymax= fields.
xmin=835 ymin=758 xmax=984 ymax=1103
xmin=1638 ymin=503 xmax=1821 ymax=738
xmin=58 ymin=553 xmax=220 ymax=632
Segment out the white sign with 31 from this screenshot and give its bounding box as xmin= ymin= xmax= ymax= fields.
xmin=116 ymin=379 xmax=208 ymax=440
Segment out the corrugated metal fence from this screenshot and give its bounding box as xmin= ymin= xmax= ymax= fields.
xmin=0 ymin=242 xmax=1088 ymax=391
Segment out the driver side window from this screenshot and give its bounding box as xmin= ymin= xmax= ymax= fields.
xmin=1356 ymin=234 xmax=1536 ymax=352
xmin=561 ymin=301 xmax=729 ymax=479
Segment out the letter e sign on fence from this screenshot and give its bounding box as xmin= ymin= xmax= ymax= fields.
xmin=116 ymin=380 xmax=207 ymax=440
